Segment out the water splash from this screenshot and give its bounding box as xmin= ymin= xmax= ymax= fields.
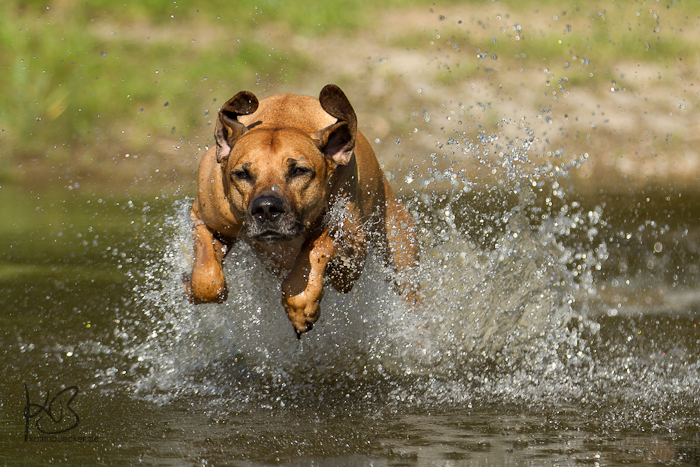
xmin=106 ymin=120 xmax=699 ymax=432
xmin=117 ymin=121 xmax=604 ymax=404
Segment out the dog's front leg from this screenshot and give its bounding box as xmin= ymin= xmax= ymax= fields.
xmin=281 ymin=231 xmax=336 ymax=337
xmin=184 ymin=210 xmax=230 ymax=303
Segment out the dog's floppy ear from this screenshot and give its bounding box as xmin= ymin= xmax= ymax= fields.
xmin=316 ymin=85 xmax=357 ymax=166
xmin=215 ymin=91 xmax=259 ymax=163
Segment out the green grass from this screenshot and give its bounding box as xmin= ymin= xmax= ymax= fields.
xmin=1 ymin=0 xmax=698 ymax=188
xmin=0 ymin=0 xmax=472 ymax=183
xmin=0 ymin=2 xmax=313 ymax=174
xmin=424 ymin=0 xmax=699 ymax=89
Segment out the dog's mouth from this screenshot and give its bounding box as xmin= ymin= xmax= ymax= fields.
xmin=249 ymin=229 xmax=300 ymax=244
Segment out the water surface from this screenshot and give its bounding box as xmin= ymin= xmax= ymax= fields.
xmin=1 ymin=165 xmax=700 ymax=465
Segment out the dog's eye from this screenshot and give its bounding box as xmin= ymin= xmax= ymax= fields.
xmin=291 ymin=166 xmax=311 ymax=177
xmin=231 ymin=170 xmax=250 ymax=181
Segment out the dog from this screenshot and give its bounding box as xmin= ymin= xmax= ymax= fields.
xmin=183 ymin=84 xmax=419 ymax=337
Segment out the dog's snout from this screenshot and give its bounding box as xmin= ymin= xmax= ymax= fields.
xmin=250 ymin=194 xmax=287 ymax=221
xmin=244 ymin=192 xmax=301 ymax=242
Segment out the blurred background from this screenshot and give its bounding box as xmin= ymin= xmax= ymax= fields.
xmin=3 ymin=3 xmax=700 ymax=464
xmin=2 ymin=0 xmax=698 ymax=196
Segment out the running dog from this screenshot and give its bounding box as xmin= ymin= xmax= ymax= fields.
xmin=184 ymin=84 xmax=419 ymax=337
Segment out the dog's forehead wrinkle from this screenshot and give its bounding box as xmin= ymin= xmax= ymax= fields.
xmin=285 ymin=154 xmax=314 ymax=167
xmin=240 ymin=127 xmax=319 ymax=158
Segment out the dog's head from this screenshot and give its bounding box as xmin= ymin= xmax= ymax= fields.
xmin=213 ymin=85 xmax=357 ymax=243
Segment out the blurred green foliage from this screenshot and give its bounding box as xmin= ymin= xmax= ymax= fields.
xmin=411 ymin=1 xmax=698 ymax=87
xmin=0 ymin=0 xmax=470 ymax=182
xmin=1 ymin=0 xmax=697 ymax=186
xmin=0 ymin=1 xmax=321 ymax=173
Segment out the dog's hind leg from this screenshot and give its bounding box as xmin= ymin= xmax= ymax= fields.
xmin=384 ymin=191 xmax=421 ymax=305
xmin=325 ymin=199 xmax=368 ymax=294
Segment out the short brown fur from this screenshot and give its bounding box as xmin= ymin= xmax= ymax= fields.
xmin=184 ymin=85 xmax=419 ymax=337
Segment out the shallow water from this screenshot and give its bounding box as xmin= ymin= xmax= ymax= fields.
xmin=2 ymin=144 xmax=700 ymax=465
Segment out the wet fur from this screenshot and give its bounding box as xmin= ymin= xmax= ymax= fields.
xmin=184 ymin=85 xmax=420 ymax=337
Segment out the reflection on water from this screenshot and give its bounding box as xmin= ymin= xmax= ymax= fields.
xmin=1 ymin=132 xmax=700 ymax=464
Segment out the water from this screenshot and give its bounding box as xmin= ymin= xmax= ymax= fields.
xmin=2 ymin=129 xmax=700 ymax=465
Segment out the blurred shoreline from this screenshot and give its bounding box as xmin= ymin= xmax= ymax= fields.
xmin=2 ymin=1 xmax=698 ymax=196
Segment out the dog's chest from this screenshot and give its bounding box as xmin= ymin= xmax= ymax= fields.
xmin=247 ymin=237 xmax=307 ymax=273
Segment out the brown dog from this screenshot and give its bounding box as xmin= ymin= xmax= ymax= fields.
xmin=183 ymin=84 xmax=419 ymax=337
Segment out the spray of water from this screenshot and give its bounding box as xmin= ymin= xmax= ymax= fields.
xmin=117 ymin=119 xmax=615 ymax=413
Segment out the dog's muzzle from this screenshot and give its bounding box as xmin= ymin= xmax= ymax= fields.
xmin=244 ymin=193 xmax=302 ymax=243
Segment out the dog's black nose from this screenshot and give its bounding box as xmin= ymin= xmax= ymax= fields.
xmin=250 ymin=195 xmax=286 ymax=222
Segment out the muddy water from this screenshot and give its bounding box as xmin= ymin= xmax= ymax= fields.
xmin=2 ymin=156 xmax=700 ymax=465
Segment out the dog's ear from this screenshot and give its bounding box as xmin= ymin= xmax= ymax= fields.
xmin=215 ymin=91 xmax=259 ymax=163
xmin=316 ymin=85 xmax=357 ymax=166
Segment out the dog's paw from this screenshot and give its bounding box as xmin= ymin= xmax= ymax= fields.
xmin=183 ymin=272 xmax=228 ymax=304
xmin=281 ymin=290 xmax=322 ymax=337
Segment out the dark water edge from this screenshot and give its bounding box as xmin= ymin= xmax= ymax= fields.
xmin=1 ymin=183 xmax=700 ymax=466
